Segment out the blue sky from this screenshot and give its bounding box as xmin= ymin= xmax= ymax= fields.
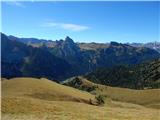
xmin=1 ymin=1 xmax=159 ymax=43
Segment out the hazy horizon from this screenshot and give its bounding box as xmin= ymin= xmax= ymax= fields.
xmin=2 ymin=32 xmax=159 ymax=44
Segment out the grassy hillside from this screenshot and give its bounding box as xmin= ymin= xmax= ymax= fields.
xmin=2 ymin=77 xmax=160 ymax=120
xmin=62 ymin=76 xmax=160 ymax=108
xmin=2 ymin=77 xmax=95 ymax=103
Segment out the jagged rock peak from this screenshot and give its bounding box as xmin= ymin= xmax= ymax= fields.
xmin=110 ymin=41 xmax=120 ymax=46
xmin=65 ymin=36 xmax=74 ymax=44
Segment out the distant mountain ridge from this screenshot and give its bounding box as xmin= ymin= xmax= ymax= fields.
xmin=1 ymin=33 xmax=160 ymax=80
xmin=8 ymin=34 xmax=160 ymax=53
xmin=128 ymin=42 xmax=160 ymax=53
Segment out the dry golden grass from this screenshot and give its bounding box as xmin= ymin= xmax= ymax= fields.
xmin=2 ymin=99 xmax=160 ymax=120
xmin=2 ymin=77 xmax=95 ymax=103
xmin=76 ymin=77 xmax=160 ymax=108
xmin=2 ymin=77 xmax=160 ymax=120
xmin=100 ymin=86 xmax=160 ymax=108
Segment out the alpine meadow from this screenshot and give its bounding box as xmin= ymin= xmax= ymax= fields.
xmin=1 ymin=1 xmax=160 ymax=120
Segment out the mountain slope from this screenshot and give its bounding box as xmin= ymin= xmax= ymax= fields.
xmin=2 ymin=33 xmax=160 ymax=80
xmin=1 ymin=33 xmax=70 ymax=80
xmin=48 ymin=38 xmax=160 ymax=76
xmin=84 ymin=59 xmax=160 ymax=89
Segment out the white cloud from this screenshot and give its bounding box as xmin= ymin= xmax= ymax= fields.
xmin=42 ymin=22 xmax=90 ymax=32
xmin=61 ymin=23 xmax=89 ymax=31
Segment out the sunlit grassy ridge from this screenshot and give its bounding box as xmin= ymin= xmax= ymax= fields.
xmin=2 ymin=77 xmax=160 ymax=120
xmin=2 ymin=77 xmax=95 ymax=103
xmin=63 ymin=76 xmax=160 ymax=108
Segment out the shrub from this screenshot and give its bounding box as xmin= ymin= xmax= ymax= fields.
xmin=95 ymin=95 xmax=106 ymax=105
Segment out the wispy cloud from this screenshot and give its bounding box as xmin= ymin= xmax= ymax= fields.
xmin=42 ymin=22 xmax=90 ymax=32
xmin=4 ymin=1 xmax=25 ymax=8
xmin=62 ymin=23 xmax=90 ymax=31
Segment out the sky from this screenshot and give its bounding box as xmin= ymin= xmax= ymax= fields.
xmin=1 ymin=1 xmax=160 ymax=43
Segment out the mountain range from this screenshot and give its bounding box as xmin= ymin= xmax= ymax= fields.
xmin=8 ymin=35 xmax=160 ymax=53
xmin=128 ymin=42 xmax=160 ymax=53
xmin=2 ymin=33 xmax=160 ymax=81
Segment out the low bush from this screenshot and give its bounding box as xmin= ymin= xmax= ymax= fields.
xmin=95 ymin=95 xmax=106 ymax=105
